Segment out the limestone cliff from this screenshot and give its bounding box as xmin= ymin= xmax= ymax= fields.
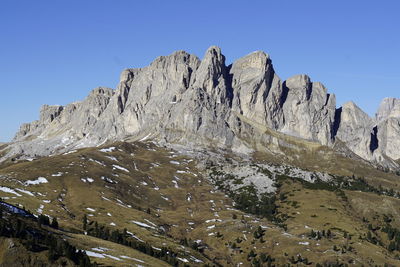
xmin=4 ymin=46 xmax=399 ymax=168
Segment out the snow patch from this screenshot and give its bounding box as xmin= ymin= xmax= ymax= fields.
xmin=81 ymin=177 xmax=94 ymax=183
xmin=99 ymin=147 xmax=116 ymax=153
xmin=139 ymin=133 xmax=152 ymax=141
xmin=127 ymin=231 xmax=144 ymax=242
xmin=105 ymin=156 xmax=118 ymax=161
xmin=16 ymin=188 xmax=34 ymax=196
xmin=37 ymin=204 xmax=44 ymax=214
xmin=190 ymin=255 xmax=204 ymax=263
xmin=63 ymin=150 xmax=77 ymax=155
xmin=89 ymin=158 xmax=106 ymax=166
xmin=177 ymin=257 xmax=189 ymax=263
xmin=112 ymin=165 xmax=129 ymax=172
xmin=85 ymin=251 xmax=105 ymax=258
xmin=205 ymin=219 xmax=222 ymax=223
xmin=172 ymin=180 xmax=179 ymax=188
xmin=101 ymin=176 xmax=117 ymax=184
xmin=104 ymin=254 xmax=122 ymax=261
xmin=91 ymin=247 xmax=109 ymax=252
xmin=25 ymin=177 xmax=48 ymax=185
xmin=0 ymin=186 xmax=21 ymax=196
xmin=131 ymin=220 xmax=156 ymax=230
xmin=143 ymin=219 xmax=157 ymax=227
xmin=102 ymin=196 xmax=111 ymax=201
xmin=119 ymin=256 xmax=145 ymax=263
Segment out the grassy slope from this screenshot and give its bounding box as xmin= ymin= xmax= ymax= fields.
xmin=0 ymin=236 xmax=76 ymax=267
xmin=0 ymin=141 xmax=227 ymax=265
xmin=236 ymin=111 xmax=400 ymax=191
xmin=67 ymin=234 xmax=170 ymax=267
xmin=253 ymin=144 xmax=400 ymax=192
xmin=1 ymin=140 xmax=400 ymax=266
xmin=273 ymin=179 xmax=400 ymax=265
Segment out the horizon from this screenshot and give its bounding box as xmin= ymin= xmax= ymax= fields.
xmin=1 ymin=0 xmax=399 ymax=142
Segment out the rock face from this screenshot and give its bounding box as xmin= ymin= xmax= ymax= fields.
xmin=4 ymin=46 xmax=400 ymax=168
xmin=375 ymin=98 xmax=400 ymax=161
xmin=335 ymin=101 xmax=375 ymax=160
xmin=279 ymin=75 xmax=336 ymax=145
xmin=376 ymin=98 xmax=400 ymax=122
xmin=230 ymin=51 xmax=283 ymax=129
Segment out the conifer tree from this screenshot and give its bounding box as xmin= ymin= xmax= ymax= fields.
xmin=82 ymin=214 xmax=88 ymax=231
xmin=51 ymin=217 xmax=59 ymax=229
xmin=327 ymin=229 xmax=332 ymax=238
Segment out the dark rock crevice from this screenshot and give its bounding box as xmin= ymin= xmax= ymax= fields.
xmin=279 ymin=81 xmax=289 ymax=108
xmin=224 ymin=64 xmax=234 ymax=107
xmin=332 ymin=107 xmax=342 ymax=140
xmin=370 ymin=126 xmax=379 ymax=153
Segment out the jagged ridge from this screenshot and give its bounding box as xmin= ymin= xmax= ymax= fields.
xmin=5 ymin=46 xmax=400 ymax=168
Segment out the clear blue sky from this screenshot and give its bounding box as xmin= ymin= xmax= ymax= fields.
xmin=1 ymin=0 xmax=399 ymax=142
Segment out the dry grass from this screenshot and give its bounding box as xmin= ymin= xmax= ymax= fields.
xmin=67 ymin=234 xmax=170 ymax=266
xmin=1 ymin=140 xmax=400 ymax=265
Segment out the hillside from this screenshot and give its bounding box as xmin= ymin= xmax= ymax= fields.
xmin=1 ymin=140 xmax=400 ymax=266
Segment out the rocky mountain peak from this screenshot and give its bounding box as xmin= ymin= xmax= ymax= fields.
xmin=341 ymin=101 xmax=370 ymax=120
xmin=151 ymin=50 xmax=199 ymax=69
xmin=232 ymin=51 xmax=270 ymax=72
xmin=204 ymin=45 xmax=224 ymax=60
xmin=3 ymin=46 xmax=399 ymax=169
xmin=191 ymin=46 xmax=229 ymax=103
xmin=284 ymin=74 xmax=311 ymax=91
xmin=335 ymin=101 xmax=375 ymax=160
xmin=376 ymin=97 xmax=400 ymax=122
xmin=279 ymin=74 xmax=335 ymax=145
xmin=374 ymin=98 xmax=400 ymax=162
xmin=229 ymin=50 xmax=280 ymax=128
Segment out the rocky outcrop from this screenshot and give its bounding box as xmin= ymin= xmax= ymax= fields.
xmin=335 ymin=101 xmax=375 ymax=160
xmin=5 ymin=46 xmax=400 ymax=169
xmin=332 ymin=98 xmax=400 ymax=167
xmin=230 ymin=51 xmax=283 ymax=128
xmin=279 ymin=75 xmax=336 ymax=145
xmin=376 ymin=98 xmax=400 ymax=122
xmin=191 ymin=46 xmax=231 ymax=104
xmin=375 ymin=98 xmax=400 ymax=161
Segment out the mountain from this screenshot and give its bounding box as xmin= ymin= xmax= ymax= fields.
xmin=3 ymin=46 xmax=400 ymax=170
xmin=2 ymin=47 xmax=400 ymax=266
